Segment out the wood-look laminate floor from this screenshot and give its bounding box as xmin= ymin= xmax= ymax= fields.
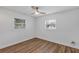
xmin=0 ymin=38 xmax=79 ymax=53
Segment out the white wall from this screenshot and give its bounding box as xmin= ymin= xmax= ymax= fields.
xmin=0 ymin=7 xmax=34 ymax=48
xmin=0 ymin=7 xmax=79 ymax=49
xmin=36 ymin=8 xmax=79 ymax=48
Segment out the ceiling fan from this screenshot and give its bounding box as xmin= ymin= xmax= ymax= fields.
xmin=31 ymin=6 xmax=47 ymax=15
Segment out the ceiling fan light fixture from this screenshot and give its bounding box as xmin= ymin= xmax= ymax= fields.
xmin=31 ymin=6 xmax=47 ymax=16
xmin=34 ymin=11 xmax=40 ymax=15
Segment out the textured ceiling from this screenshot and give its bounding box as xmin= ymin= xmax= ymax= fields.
xmin=1 ymin=6 xmax=79 ymax=16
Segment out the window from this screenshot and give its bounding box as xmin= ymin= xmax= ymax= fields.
xmin=45 ymin=20 xmax=56 ymax=30
xmin=14 ymin=18 xmax=25 ymax=29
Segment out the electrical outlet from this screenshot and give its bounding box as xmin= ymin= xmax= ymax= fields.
xmin=71 ymin=41 xmax=76 ymax=45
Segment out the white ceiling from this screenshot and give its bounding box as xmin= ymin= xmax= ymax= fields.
xmin=1 ymin=6 xmax=79 ymax=16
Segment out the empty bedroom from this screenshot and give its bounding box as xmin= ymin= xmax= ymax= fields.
xmin=0 ymin=6 xmax=79 ymax=53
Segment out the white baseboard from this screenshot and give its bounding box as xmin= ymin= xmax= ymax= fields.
xmin=0 ymin=37 xmax=34 ymax=49
xmin=36 ymin=36 xmax=79 ymax=49
xmin=0 ymin=36 xmax=79 ymax=49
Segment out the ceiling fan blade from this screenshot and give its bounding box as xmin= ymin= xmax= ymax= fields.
xmin=39 ymin=11 xmax=46 ymax=14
